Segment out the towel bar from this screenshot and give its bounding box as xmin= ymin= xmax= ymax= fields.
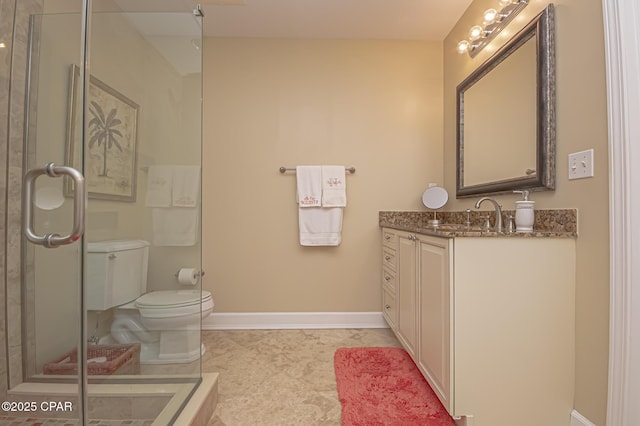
xmin=279 ymin=166 xmax=355 ymax=174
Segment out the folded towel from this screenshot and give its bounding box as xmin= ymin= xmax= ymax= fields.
xmin=152 ymin=208 xmax=198 ymax=246
xmin=145 ymin=166 xmax=173 ymax=207
xmin=296 ymin=165 xmax=322 ymax=207
xmin=321 ymin=165 xmax=346 ymax=207
xmin=298 ymin=207 xmax=343 ymax=246
xmin=172 ymin=166 xmax=200 ymax=207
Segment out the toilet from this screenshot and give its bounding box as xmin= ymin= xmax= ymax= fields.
xmin=87 ymin=240 xmax=213 ymax=364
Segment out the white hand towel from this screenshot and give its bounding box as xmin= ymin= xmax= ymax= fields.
xmin=145 ymin=166 xmax=173 ymax=207
xmin=321 ymin=165 xmax=346 ymax=207
xmin=296 ymin=166 xmax=322 ymax=207
xmin=172 ymin=166 xmax=201 ymax=207
xmin=298 ymin=207 xmax=343 ymax=246
xmin=152 ymin=208 xmax=198 ymax=246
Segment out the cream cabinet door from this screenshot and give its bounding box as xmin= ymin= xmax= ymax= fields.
xmin=417 ymin=235 xmax=453 ymax=412
xmin=397 ymin=232 xmax=418 ymax=358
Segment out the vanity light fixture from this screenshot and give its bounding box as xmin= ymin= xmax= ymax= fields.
xmin=457 ymin=0 xmax=529 ymax=58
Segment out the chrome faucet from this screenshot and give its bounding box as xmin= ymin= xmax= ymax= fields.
xmin=474 ymin=197 xmax=503 ymax=232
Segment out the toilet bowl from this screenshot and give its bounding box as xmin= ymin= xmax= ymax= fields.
xmin=111 ymin=290 xmax=214 ymax=364
xmin=86 ymin=240 xmax=214 ymax=364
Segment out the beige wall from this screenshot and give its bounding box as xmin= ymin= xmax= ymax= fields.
xmin=444 ymin=0 xmax=609 ymax=423
xmin=202 ymin=38 xmax=443 ymax=312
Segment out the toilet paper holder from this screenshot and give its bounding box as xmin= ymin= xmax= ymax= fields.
xmin=174 ymin=269 xmax=205 ymax=278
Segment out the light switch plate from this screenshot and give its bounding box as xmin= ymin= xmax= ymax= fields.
xmin=568 ymin=149 xmax=594 ymax=180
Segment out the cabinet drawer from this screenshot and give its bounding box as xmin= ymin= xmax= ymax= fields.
xmin=382 ymin=247 xmax=397 ymax=270
xmin=382 ymin=229 xmax=397 ymax=248
xmin=382 ymin=287 xmax=397 ymax=330
xmin=382 ymin=267 xmax=396 ymax=292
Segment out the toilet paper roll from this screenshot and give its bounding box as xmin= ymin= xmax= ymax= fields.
xmin=177 ymin=268 xmax=198 ymax=286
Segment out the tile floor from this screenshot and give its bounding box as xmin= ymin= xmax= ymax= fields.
xmin=202 ymin=328 xmax=402 ymax=426
xmin=0 ymin=328 xmax=400 ymax=425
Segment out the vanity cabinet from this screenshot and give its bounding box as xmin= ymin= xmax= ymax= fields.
xmin=381 ymin=227 xmax=575 ymax=426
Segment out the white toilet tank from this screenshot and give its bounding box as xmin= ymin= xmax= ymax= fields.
xmin=86 ymin=240 xmax=150 ymax=311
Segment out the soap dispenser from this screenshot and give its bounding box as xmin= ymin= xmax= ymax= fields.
xmin=513 ymin=190 xmax=535 ymax=232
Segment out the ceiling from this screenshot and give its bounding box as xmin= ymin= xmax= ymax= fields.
xmin=115 ymin=0 xmax=474 ymax=75
xmin=200 ymin=0 xmax=473 ymax=41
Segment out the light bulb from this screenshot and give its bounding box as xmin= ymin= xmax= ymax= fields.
xmin=469 ymin=25 xmax=484 ymax=41
xmin=483 ymin=8 xmax=498 ymax=25
xmin=457 ymin=40 xmax=470 ymax=54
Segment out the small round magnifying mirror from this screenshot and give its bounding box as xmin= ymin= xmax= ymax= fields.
xmin=422 ymin=186 xmax=449 ymax=226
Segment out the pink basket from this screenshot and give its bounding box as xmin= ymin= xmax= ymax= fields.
xmin=43 ymin=343 xmax=141 ymax=375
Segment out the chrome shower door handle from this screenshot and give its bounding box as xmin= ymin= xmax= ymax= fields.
xmin=22 ymin=162 xmax=86 ymax=248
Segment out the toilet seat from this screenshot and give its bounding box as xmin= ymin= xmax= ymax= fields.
xmin=135 ymin=290 xmax=214 ymax=319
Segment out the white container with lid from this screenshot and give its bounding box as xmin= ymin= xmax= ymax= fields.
xmin=514 ymin=190 xmax=534 ymax=232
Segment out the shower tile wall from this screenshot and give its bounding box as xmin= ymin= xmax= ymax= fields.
xmin=0 ymin=0 xmax=43 ymax=397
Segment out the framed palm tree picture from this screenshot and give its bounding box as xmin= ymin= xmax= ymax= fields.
xmin=66 ymin=65 xmax=139 ymax=201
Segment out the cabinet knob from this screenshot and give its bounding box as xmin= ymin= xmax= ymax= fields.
xmin=385 ymin=304 xmax=391 ymax=310
xmin=385 ymin=275 xmax=391 ymax=281
xmin=385 ymin=255 xmax=391 ymax=261
xmin=385 ymin=235 xmax=391 ymax=240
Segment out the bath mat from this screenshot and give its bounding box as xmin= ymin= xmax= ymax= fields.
xmin=334 ymin=347 xmax=455 ymax=426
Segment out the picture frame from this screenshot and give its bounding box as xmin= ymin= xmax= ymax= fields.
xmin=65 ymin=65 xmax=139 ymax=201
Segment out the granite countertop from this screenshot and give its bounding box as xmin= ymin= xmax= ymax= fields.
xmin=379 ymin=209 xmax=577 ymax=238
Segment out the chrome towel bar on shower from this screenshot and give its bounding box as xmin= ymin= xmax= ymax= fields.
xmin=279 ymin=166 xmax=356 ymax=174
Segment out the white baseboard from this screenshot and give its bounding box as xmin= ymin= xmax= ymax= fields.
xmin=570 ymin=410 xmax=596 ymax=426
xmin=202 ymin=311 xmax=388 ymax=330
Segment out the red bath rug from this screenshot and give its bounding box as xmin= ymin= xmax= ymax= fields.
xmin=334 ymin=347 xmax=456 ymax=426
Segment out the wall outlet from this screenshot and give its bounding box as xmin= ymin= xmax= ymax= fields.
xmin=568 ymin=149 xmax=594 ymax=180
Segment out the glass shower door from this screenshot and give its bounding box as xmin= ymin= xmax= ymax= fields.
xmin=84 ymin=1 xmax=204 ymax=423
xmin=16 ymin=0 xmax=204 ymax=423
xmin=84 ymin=0 xmax=205 ymax=350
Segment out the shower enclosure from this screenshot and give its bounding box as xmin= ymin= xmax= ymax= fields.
xmin=1 ymin=0 xmax=209 ymax=423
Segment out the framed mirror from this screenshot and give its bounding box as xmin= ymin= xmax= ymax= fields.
xmin=456 ymin=4 xmax=555 ymax=198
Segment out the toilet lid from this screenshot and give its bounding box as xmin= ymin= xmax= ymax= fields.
xmin=135 ymin=290 xmax=212 ymax=309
